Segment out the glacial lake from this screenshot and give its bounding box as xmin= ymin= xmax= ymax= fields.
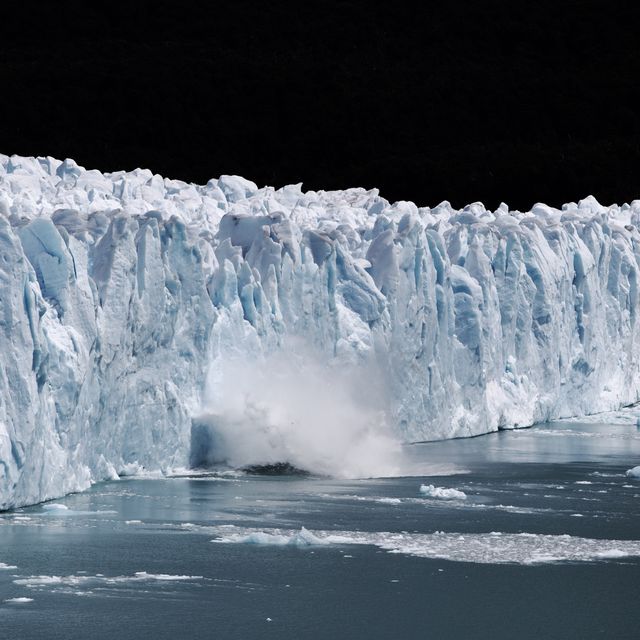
xmin=1 ymin=420 xmax=639 ymax=639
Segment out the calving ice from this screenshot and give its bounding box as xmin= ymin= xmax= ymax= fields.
xmin=1 ymin=154 xmax=640 ymax=508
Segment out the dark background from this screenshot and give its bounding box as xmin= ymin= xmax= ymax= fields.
xmin=1 ymin=1 xmax=639 ymax=210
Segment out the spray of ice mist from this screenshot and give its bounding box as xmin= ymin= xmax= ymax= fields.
xmin=195 ymin=343 xmax=404 ymax=478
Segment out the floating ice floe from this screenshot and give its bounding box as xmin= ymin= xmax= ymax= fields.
xmin=211 ymin=525 xmax=640 ymax=565
xmin=41 ymin=503 xmax=69 ymax=511
xmin=13 ymin=572 xmax=204 ymax=595
xmin=419 ymin=485 xmax=467 ymax=500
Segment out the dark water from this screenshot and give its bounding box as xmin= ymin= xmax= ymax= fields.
xmin=1 ymin=421 xmax=639 ymax=640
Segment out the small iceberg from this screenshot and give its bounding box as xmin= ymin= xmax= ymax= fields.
xmin=419 ymin=484 xmax=467 ymax=500
xmin=230 ymin=527 xmax=328 ymax=547
xmin=41 ymin=503 xmax=69 ymax=511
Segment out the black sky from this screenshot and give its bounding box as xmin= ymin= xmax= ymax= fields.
xmin=1 ymin=1 xmax=639 ymax=210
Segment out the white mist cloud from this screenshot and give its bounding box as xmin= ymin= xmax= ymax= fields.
xmin=194 ymin=342 xmax=404 ymax=478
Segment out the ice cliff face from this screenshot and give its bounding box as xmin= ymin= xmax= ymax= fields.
xmin=1 ymin=154 xmax=640 ymax=507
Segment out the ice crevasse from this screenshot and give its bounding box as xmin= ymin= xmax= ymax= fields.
xmin=1 ymin=154 xmax=640 ymax=507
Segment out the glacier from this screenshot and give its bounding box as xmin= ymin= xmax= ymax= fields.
xmin=1 ymin=153 xmax=640 ymax=508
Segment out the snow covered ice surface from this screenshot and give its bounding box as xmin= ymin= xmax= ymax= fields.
xmin=3 ymin=154 xmax=640 ymax=507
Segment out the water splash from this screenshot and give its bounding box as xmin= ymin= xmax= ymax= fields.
xmin=193 ymin=344 xmax=404 ymax=478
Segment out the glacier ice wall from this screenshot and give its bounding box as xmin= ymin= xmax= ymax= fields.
xmin=1 ymin=154 xmax=640 ymax=507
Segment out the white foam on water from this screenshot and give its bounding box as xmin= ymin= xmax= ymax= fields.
xmin=132 ymin=572 xmax=203 ymax=581
xmin=4 ymin=597 xmax=33 ymax=603
xmin=315 ymin=493 xmax=405 ymax=506
xmin=530 ymin=426 xmax=640 ymax=440
xmin=0 ymin=563 xmax=17 ymax=570
xmin=37 ymin=507 xmax=118 ymax=517
xmin=314 ymin=492 xmax=549 ymax=515
xmin=626 ymin=466 xmax=640 ymax=478
xmin=465 ymin=503 xmax=554 ymax=515
xmin=412 ymin=464 xmax=472 ymax=476
xmin=13 ymin=572 xmax=204 ymax=593
xmin=210 ymin=525 xmax=640 ymax=565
